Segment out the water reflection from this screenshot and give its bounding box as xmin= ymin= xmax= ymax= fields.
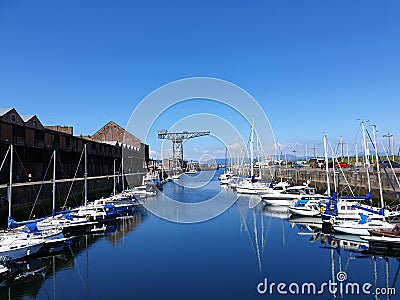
xmin=0 ymin=209 xmax=147 ymax=300
xmin=2 ymin=171 xmax=400 ymax=300
xmin=248 ymin=201 xmax=400 ymax=299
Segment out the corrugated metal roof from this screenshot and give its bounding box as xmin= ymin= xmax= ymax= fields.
xmin=21 ymin=115 xmax=35 ymax=122
xmin=0 ymin=108 xmax=13 ymax=116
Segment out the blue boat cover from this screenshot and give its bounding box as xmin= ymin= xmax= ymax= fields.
xmin=8 ymin=216 xmax=45 ymax=228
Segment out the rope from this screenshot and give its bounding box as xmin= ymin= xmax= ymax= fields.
xmin=63 ymin=148 xmax=85 ymax=208
xmin=0 ymin=146 xmax=10 ymax=173
xmin=28 ymin=151 xmax=54 ymax=219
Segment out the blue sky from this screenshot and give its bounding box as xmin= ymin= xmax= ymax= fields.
xmin=1 ymin=1 xmax=399 ymax=159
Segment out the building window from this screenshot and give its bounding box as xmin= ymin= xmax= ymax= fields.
xmin=11 ymin=114 xmax=16 ymax=121
xmin=33 ymin=121 xmax=37 ymax=127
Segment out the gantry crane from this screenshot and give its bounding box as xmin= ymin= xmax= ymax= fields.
xmin=158 ymin=130 xmax=210 ymax=169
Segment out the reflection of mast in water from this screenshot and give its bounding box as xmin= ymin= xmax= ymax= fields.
xmin=237 ymin=199 xmax=263 ymax=272
xmin=374 ymin=257 xmax=378 ymax=300
xmin=253 ymin=209 xmax=262 ymax=273
xmin=331 ymin=248 xmax=336 ymax=300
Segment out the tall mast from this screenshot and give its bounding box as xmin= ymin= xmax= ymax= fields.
xmin=361 ymin=121 xmax=371 ymax=192
xmin=250 ymin=119 xmax=254 ymax=177
xmin=84 ymin=144 xmax=88 ymax=206
xmin=113 ymin=159 xmax=116 ymax=196
xmin=52 ymin=150 xmax=56 ymax=215
xmin=323 ymin=134 xmax=331 ymax=197
xmin=8 ymin=144 xmax=13 ymax=222
xmin=372 ymin=125 xmax=384 ymax=207
xmin=121 ymin=156 xmax=125 ymax=191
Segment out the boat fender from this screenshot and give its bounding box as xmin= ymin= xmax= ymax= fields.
xmin=329 ymin=216 xmax=335 ymax=225
xmin=27 ymin=249 xmax=30 ymax=256
xmin=319 ymin=206 xmax=325 ymax=213
xmin=330 ymin=240 xmax=338 ymax=248
xmin=86 ymin=215 xmax=90 ymax=221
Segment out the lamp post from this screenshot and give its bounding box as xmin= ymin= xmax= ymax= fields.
xmin=383 ymin=132 xmax=394 ymax=161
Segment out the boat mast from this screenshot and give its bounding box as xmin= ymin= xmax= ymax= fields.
xmin=121 ymin=156 xmax=125 ymax=191
xmin=52 ymin=150 xmax=56 ymax=215
xmin=8 ymin=144 xmax=13 ymax=222
xmin=323 ymin=134 xmax=331 ymax=196
xmin=250 ymin=119 xmax=254 ymax=177
xmin=84 ymin=143 xmax=88 ymax=206
xmin=372 ymin=125 xmax=384 ymax=207
xmin=113 ymin=159 xmax=116 ymax=196
xmin=361 ymin=121 xmax=371 ymax=192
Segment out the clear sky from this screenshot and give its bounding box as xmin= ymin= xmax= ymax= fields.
xmin=1 ymin=1 xmax=399 ymax=159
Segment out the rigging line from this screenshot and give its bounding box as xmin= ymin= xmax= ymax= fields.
xmin=0 ymin=146 xmax=10 ymax=173
xmin=29 ymin=151 xmax=54 ymax=219
xmin=380 ymin=140 xmax=400 ymax=189
xmin=63 ymin=147 xmax=85 ymax=208
xmin=327 ymin=140 xmax=355 ymax=196
xmin=353 ymin=122 xmax=362 ymax=145
xmin=56 ymin=153 xmax=80 ymax=206
xmin=13 ymin=148 xmax=39 ymax=195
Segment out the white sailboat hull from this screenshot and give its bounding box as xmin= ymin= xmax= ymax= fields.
xmin=333 ymin=221 xmax=392 ymax=236
xmin=0 ymin=238 xmax=44 ymax=260
xmin=263 ymin=199 xmax=293 ymax=206
xmin=288 ymin=207 xmax=320 ymax=217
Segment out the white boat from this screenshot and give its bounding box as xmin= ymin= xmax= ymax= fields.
xmin=288 ymin=196 xmax=325 ymax=217
xmin=333 ymin=218 xmax=393 ymax=236
xmin=185 ymin=169 xmax=197 ymax=174
xmin=261 ymin=184 xmax=322 ymax=206
xmin=0 ymin=146 xmax=62 ymax=258
xmin=70 ymin=198 xmax=119 ymax=222
xmin=236 ymin=178 xmax=272 ymax=195
xmin=172 ymin=173 xmax=182 ymax=180
xmin=0 ymin=236 xmax=45 ymax=260
xmin=185 ymin=162 xmax=197 ymax=174
xmin=36 ymin=149 xmax=93 ymax=232
xmin=235 ymin=119 xmax=271 ymax=195
xmin=128 ymin=186 xmax=156 ymax=197
xmin=218 ymin=169 xmax=234 ymax=184
xmin=320 ymin=196 xmax=388 ymax=223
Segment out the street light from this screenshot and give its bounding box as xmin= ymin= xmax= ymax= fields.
xmin=383 ymin=132 xmax=394 ymax=161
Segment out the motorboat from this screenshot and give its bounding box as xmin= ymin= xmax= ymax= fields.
xmin=261 ymin=184 xmax=321 ymax=206
xmin=70 ymin=199 xmax=119 ymax=222
xmin=288 ymin=196 xmax=326 ymax=217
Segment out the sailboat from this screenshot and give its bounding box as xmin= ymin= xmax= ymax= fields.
xmin=69 ymin=144 xmax=119 ymax=223
xmin=185 ymin=161 xmax=197 ymax=174
xmin=0 ymin=145 xmax=46 ymax=259
xmin=36 ymin=149 xmax=94 ymax=233
xmin=236 ymin=119 xmax=271 ymax=196
xmin=332 ymin=125 xmax=393 ymax=235
xmin=321 ymin=128 xmax=390 ymax=224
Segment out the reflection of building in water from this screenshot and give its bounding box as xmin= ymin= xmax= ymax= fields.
xmin=105 ymin=213 xmax=145 ymax=246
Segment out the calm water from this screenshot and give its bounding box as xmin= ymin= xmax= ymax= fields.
xmin=1 ymin=170 xmax=399 ymax=300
